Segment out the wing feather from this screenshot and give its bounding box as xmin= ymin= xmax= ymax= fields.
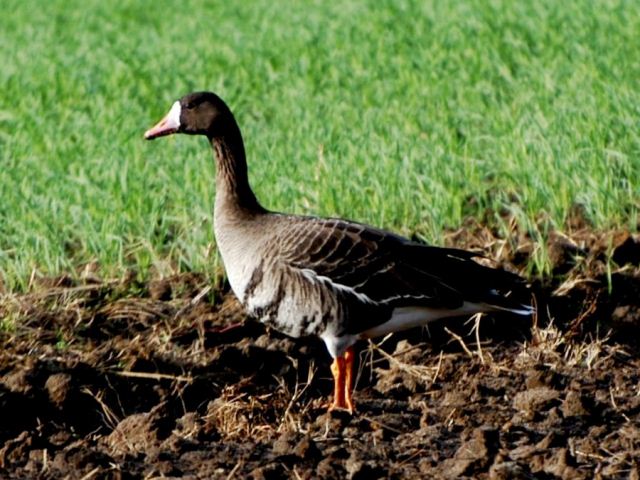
xmin=274 ymin=216 xmax=527 ymax=311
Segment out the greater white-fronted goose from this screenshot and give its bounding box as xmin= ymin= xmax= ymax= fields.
xmin=144 ymin=92 xmax=532 ymax=412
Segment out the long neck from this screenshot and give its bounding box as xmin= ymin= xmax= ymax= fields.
xmin=209 ymin=122 xmax=264 ymax=216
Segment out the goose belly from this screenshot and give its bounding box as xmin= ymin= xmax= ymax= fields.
xmin=245 ymin=269 xmax=342 ymax=339
xmin=215 ymin=228 xmax=345 ymax=339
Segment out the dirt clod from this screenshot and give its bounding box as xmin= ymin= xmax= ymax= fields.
xmin=45 ymin=373 xmax=72 ymax=407
xmin=513 ymin=387 xmax=560 ymax=419
xmin=612 ymin=233 xmax=640 ymax=266
xmin=443 ymin=427 xmax=499 ymax=478
xmin=561 ymin=390 xmax=590 ymax=418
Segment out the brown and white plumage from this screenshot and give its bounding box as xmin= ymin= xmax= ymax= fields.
xmin=144 ymin=91 xmax=532 ymax=412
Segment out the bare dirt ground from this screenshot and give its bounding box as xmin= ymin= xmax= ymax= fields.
xmin=1 ymin=221 xmax=640 ymax=479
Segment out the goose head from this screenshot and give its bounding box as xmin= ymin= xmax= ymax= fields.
xmin=144 ymin=91 xmax=234 ymax=140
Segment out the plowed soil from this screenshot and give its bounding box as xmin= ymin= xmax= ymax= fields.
xmin=2 ymin=223 xmax=640 ymax=479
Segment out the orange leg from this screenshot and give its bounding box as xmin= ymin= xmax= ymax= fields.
xmin=329 ymin=347 xmax=355 ymax=413
xmin=344 ymin=347 xmax=355 ymax=412
xmin=330 ymin=356 xmax=346 ymax=411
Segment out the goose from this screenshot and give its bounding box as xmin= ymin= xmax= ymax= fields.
xmin=144 ymin=91 xmax=532 ymax=412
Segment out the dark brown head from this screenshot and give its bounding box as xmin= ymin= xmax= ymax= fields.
xmin=144 ymin=91 xmax=235 ymax=140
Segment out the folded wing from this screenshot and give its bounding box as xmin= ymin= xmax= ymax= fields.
xmin=277 ymin=216 xmax=529 ymax=312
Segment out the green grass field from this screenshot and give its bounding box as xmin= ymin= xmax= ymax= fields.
xmin=1 ymin=0 xmax=639 ymax=289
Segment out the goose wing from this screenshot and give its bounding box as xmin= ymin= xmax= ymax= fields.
xmin=276 ymin=216 xmax=526 ymax=311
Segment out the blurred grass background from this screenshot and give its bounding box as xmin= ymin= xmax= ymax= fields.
xmin=1 ymin=0 xmax=639 ymax=289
